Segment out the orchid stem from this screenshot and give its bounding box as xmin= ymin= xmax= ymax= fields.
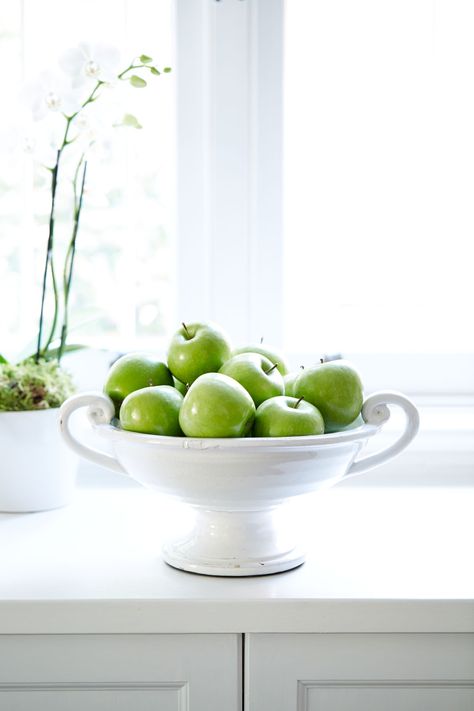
xmin=34 ymin=57 xmax=162 ymax=364
xmin=57 ymin=157 xmax=87 ymax=363
xmin=35 ymin=151 xmax=60 ymax=362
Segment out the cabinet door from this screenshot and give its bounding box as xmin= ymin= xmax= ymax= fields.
xmin=0 ymin=634 xmax=241 ymax=711
xmin=246 ymin=633 xmax=474 ymax=711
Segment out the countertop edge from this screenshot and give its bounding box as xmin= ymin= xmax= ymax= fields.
xmin=0 ymin=599 xmax=473 ymax=635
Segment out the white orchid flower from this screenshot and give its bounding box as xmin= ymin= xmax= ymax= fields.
xmin=68 ymin=108 xmax=107 ymax=156
xmin=22 ymin=71 xmax=82 ymax=122
xmin=21 ymin=114 xmax=65 ymax=169
xmin=67 ymin=79 xmax=123 ymax=147
xmin=3 ymin=97 xmax=62 ymax=169
xmin=60 ymin=42 xmax=123 ymax=88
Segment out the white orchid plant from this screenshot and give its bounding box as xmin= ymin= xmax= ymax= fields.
xmin=0 ymin=43 xmax=171 ymax=411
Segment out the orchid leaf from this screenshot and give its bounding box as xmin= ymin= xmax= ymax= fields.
xmin=19 ymin=343 xmax=86 ymax=364
xmin=41 ymin=343 xmax=87 ymax=362
xmin=122 ymin=113 xmax=143 ymax=129
xmin=130 ymin=75 xmax=147 ymax=88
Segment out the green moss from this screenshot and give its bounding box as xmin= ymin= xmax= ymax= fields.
xmin=0 ymin=360 xmax=75 ymax=412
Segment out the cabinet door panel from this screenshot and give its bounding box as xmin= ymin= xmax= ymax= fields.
xmin=0 ymin=634 xmax=241 ymax=711
xmin=246 ymin=633 xmax=474 ymax=711
xmin=0 ymin=686 xmax=184 ymax=711
xmin=300 ymin=684 xmax=474 ymax=711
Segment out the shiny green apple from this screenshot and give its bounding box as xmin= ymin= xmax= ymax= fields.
xmin=231 ymin=344 xmax=289 ymax=376
xmin=104 ymin=353 xmax=173 ymax=415
xmin=219 ymin=352 xmax=284 ymax=407
xmin=294 ymin=361 xmax=363 ymax=432
xmin=283 ymin=367 xmax=305 ymax=397
xmin=167 ymin=321 xmax=232 ymax=385
xmin=173 ymin=377 xmax=188 ymax=396
xmin=339 ymin=413 xmax=365 ymax=430
xmin=253 ymin=396 xmax=324 ymax=437
xmin=119 ymin=385 xmax=183 ymax=436
xmin=179 ymin=372 xmax=255 ymax=438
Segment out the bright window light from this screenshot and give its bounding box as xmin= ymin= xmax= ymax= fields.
xmin=0 ymin=0 xmax=175 ymax=361
xmin=284 ymin=0 xmax=474 ymax=355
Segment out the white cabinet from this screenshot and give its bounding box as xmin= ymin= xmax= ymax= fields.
xmin=2 ymin=632 xmax=473 ymax=710
xmin=0 ymin=634 xmax=241 ymax=711
xmin=246 ymin=633 xmax=474 ymax=711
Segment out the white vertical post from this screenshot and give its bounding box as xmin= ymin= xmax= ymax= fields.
xmin=248 ymin=0 xmax=284 ymax=347
xmin=209 ymin=0 xmax=251 ymax=344
xmin=176 ymin=0 xmax=284 ymax=347
xmin=176 ymin=0 xmax=213 ymax=323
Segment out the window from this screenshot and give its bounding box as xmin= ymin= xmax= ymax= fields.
xmin=283 ymin=0 xmax=474 ymax=393
xmin=176 ymin=0 xmax=473 ymax=397
xmin=0 ymin=0 xmax=175 ymax=360
xmin=1 ymin=0 xmax=473 ymax=398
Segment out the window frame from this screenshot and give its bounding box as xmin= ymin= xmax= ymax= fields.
xmin=176 ymin=0 xmax=284 ymax=346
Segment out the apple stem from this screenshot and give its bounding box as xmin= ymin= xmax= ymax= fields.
xmin=299 ymin=365 xmax=304 ymax=369
xmin=182 ymin=322 xmax=191 ymax=339
xmin=320 ymin=357 xmax=324 ymax=364
xmin=260 ymin=336 xmax=264 ymax=344
xmin=265 ymin=363 xmax=278 ymax=375
xmin=294 ymin=396 xmax=305 ymax=409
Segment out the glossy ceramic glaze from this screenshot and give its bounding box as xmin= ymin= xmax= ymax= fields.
xmin=0 ymin=408 xmax=77 ymax=512
xmin=60 ymin=391 xmax=419 ymax=575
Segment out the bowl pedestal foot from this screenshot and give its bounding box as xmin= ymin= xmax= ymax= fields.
xmin=162 ymin=505 xmax=305 ymax=576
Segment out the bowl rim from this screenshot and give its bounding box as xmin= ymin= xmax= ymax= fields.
xmin=93 ymin=420 xmax=381 ymax=449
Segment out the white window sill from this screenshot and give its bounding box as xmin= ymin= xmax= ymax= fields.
xmin=341 ymin=399 xmax=474 ymax=487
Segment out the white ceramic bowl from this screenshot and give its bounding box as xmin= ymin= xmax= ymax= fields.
xmin=60 ymin=390 xmax=419 ymax=576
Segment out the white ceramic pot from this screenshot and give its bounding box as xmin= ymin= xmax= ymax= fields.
xmin=0 ymin=408 xmax=78 ymax=513
xmin=60 ymin=391 xmax=419 ymax=576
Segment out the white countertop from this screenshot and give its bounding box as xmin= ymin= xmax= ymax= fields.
xmin=0 ymin=486 xmax=473 ymax=634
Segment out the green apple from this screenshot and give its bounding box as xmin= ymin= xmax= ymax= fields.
xmin=173 ymin=377 xmax=188 ymax=396
xmin=231 ymin=345 xmax=289 ymax=376
xmin=253 ymin=396 xmax=324 ymax=437
xmin=119 ymin=385 xmax=183 ymax=436
xmin=179 ymin=372 xmax=255 ymax=438
xmin=104 ymin=353 xmax=173 ymax=415
xmin=219 ymin=352 xmax=284 ymax=407
xmin=339 ymin=413 xmax=365 ymax=430
xmin=294 ymin=361 xmax=363 ymax=432
xmin=283 ymin=367 xmax=305 ymax=397
xmin=167 ymin=321 xmax=232 ymax=385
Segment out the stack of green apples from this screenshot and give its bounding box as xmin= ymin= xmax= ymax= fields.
xmin=103 ymin=321 xmax=364 ymax=438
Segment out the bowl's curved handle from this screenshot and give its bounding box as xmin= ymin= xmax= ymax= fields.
xmin=59 ymin=392 xmax=127 ymax=475
xmin=346 ymin=391 xmax=420 ymax=478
